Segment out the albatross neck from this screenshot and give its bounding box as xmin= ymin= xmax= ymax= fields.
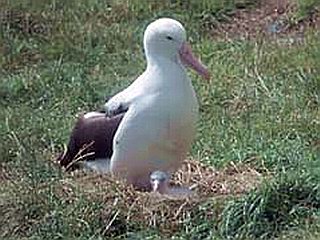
xmin=145 ymin=53 xmax=186 ymax=77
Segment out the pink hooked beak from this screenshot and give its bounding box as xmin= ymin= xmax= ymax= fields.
xmin=179 ymin=42 xmax=210 ymax=80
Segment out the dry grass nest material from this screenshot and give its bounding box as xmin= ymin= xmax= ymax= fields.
xmin=59 ymin=159 xmax=264 ymax=234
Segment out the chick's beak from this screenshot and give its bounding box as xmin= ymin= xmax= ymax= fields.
xmin=152 ymin=180 xmax=160 ymax=192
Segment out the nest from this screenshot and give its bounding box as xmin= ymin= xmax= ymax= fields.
xmin=58 ymin=159 xmax=264 ymax=236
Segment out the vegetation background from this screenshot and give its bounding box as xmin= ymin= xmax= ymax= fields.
xmin=0 ymin=0 xmax=319 ymax=239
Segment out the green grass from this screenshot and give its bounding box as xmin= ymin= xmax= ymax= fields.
xmin=1 ymin=0 xmax=320 ymax=239
xmin=294 ymin=0 xmax=320 ymax=22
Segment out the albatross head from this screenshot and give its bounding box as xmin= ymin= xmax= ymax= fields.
xmin=150 ymin=170 xmax=170 ymax=194
xmin=144 ymin=18 xmax=210 ymax=80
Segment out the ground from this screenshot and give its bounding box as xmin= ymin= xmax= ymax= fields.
xmin=0 ymin=0 xmax=319 ymax=239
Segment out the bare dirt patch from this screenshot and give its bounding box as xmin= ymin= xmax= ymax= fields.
xmin=211 ymin=0 xmax=319 ymax=41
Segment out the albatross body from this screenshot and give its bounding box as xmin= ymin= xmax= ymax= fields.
xmin=58 ymin=18 xmax=210 ymax=189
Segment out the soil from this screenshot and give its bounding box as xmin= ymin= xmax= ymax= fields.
xmin=211 ymin=0 xmax=319 ymax=41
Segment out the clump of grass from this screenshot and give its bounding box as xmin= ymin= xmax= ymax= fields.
xmin=295 ymin=0 xmax=320 ymax=22
xmin=220 ymin=168 xmax=320 ymax=239
xmin=1 ymin=175 xmax=108 ymax=239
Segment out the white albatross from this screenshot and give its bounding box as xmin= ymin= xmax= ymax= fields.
xmin=57 ymin=18 xmax=210 ymax=189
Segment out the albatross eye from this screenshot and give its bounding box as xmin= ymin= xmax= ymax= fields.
xmin=166 ymin=36 xmax=174 ymax=41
